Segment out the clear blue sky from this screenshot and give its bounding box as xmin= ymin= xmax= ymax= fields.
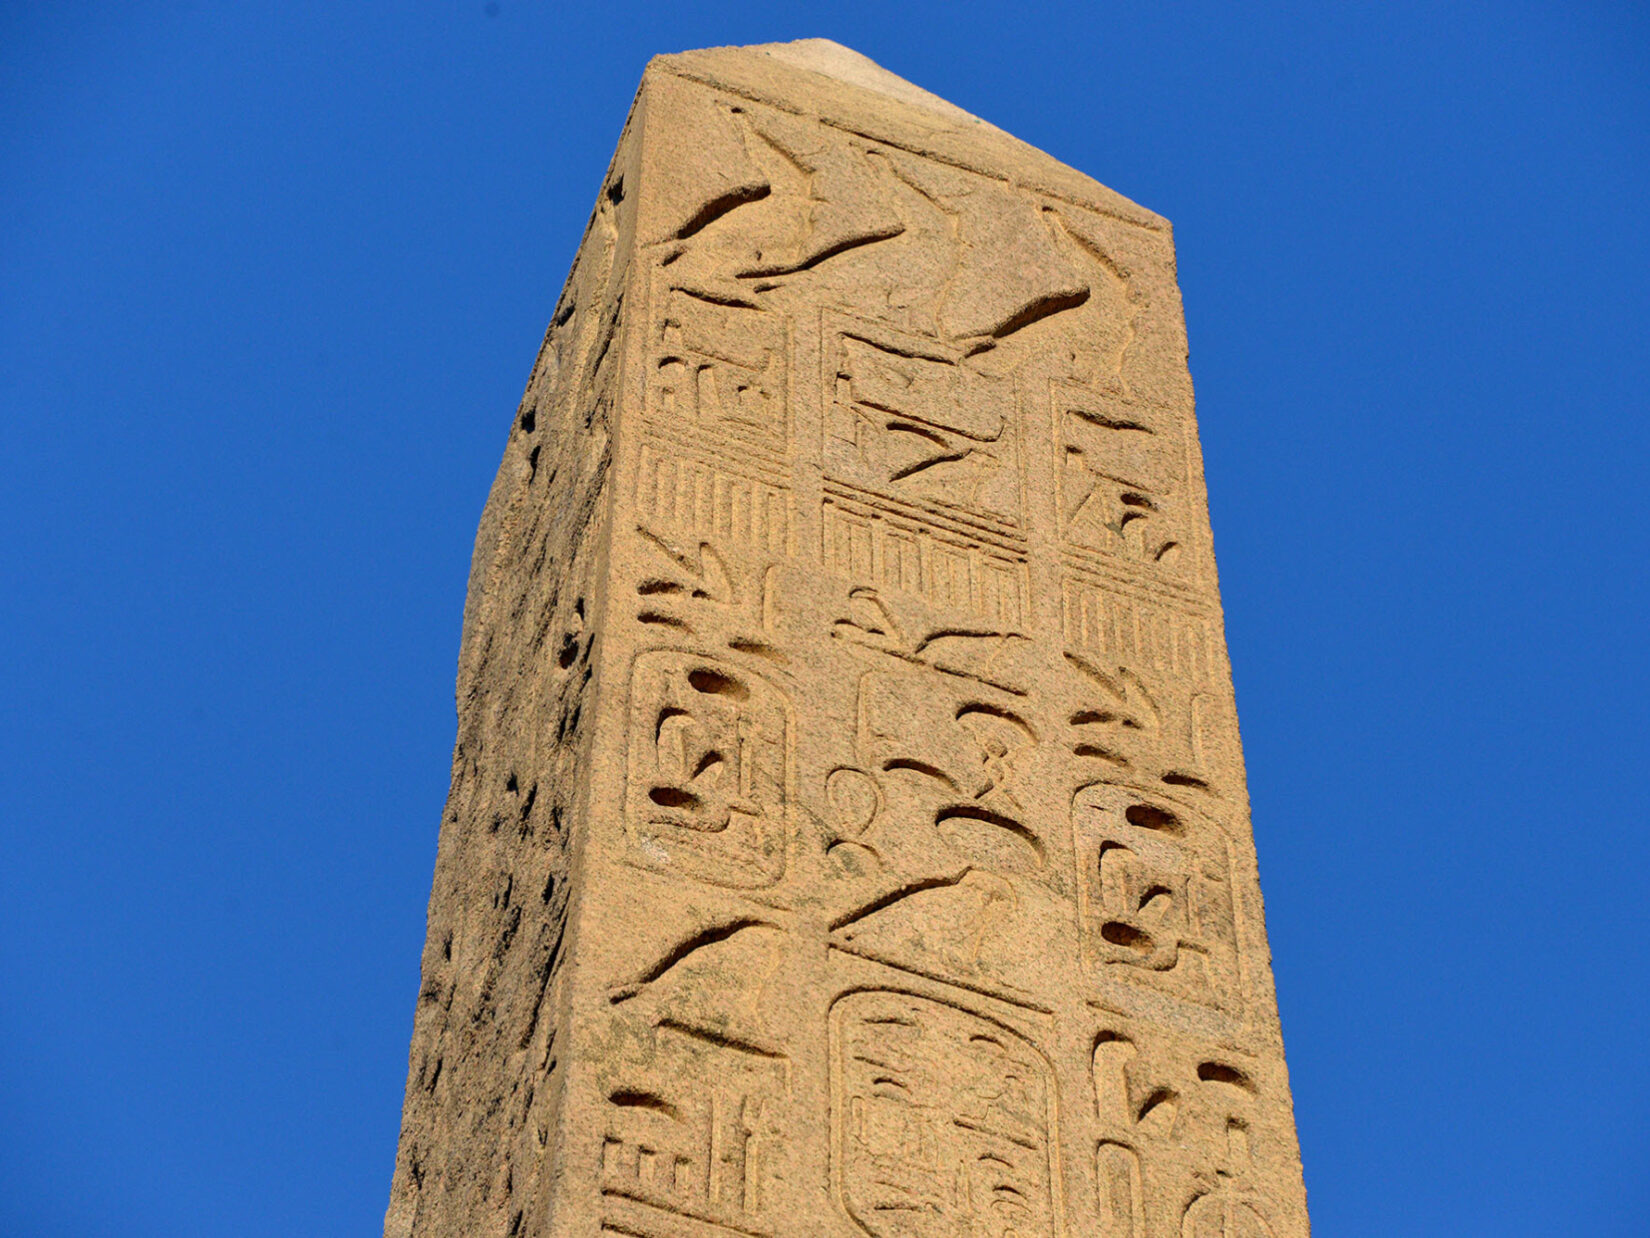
xmin=3 ymin=3 xmax=1646 ymax=1235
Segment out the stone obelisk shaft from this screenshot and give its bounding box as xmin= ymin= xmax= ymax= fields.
xmin=386 ymin=39 xmax=1310 ymax=1238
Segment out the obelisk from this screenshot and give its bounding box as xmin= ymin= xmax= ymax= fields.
xmin=386 ymin=39 xmax=1310 ymax=1238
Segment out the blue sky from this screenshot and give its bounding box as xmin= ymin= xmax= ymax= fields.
xmin=2 ymin=3 xmax=1646 ymax=1235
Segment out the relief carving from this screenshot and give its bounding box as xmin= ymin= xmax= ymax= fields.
xmin=624 ymin=651 xmax=792 ymax=889
xmin=735 ymin=107 xmax=905 ymax=278
xmin=821 ymin=586 xmax=1067 ymax=1010
xmin=1061 ymin=650 xmax=1232 ymax=795
xmin=1073 ymin=785 xmax=1242 ymax=1013
xmin=650 ymin=289 xmax=789 ymax=460
xmin=601 ymin=1021 xmax=789 ymax=1238
xmin=608 ymin=917 xmax=789 ymax=1050
xmin=641 ymin=77 xmax=770 ymax=246
xmin=826 ymin=317 xmax=1022 ymax=524
xmin=635 ymin=437 xmax=792 ymax=557
xmin=1090 ymin=1021 xmax=1288 ymax=1238
xmin=652 ymin=99 xmax=907 ymax=305
xmin=1181 ymin=1187 xmax=1280 ymax=1238
xmin=831 ymin=586 xmax=1032 ymax=695
xmin=830 ymin=991 xmax=1061 ymax=1238
xmin=1056 ymin=386 xmax=1190 ymax=573
xmin=1041 ymin=206 xmax=1144 ymax=398
xmin=1062 ymin=575 xmax=1217 ymax=689
xmin=823 ymin=498 xmax=1026 ymax=627
xmin=632 ymin=524 xmax=787 ymax=666
xmin=599 ymin=895 xmax=797 ymax=1238
xmin=876 ymin=150 xmax=1088 ymax=345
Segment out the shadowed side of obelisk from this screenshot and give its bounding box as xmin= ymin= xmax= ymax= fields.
xmin=382 ymin=107 xmax=644 ymax=1238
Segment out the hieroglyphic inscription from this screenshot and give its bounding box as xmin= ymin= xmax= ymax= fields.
xmin=650 ymin=288 xmax=790 ymax=462
xmin=631 ymin=534 xmax=793 ymax=697
xmin=637 ymin=236 xmax=796 ymax=566
xmin=823 ymin=643 xmax=1060 ymax=1010
xmin=825 ymin=315 xmax=1023 ymax=526
xmin=602 ymin=1023 xmax=787 ymax=1238
xmin=1181 ymin=1189 xmax=1281 ymax=1238
xmin=1055 ymin=382 xmax=1191 ymax=575
xmin=814 ymin=567 xmax=1104 ymax=1044
xmin=599 ymin=897 xmax=796 ymax=1238
xmin=1090 ymin=1018 xmax=1286 ymax=1237
xmin=389 ymin=41 xmax=1307 ymax=1238
xmin=624 ymin=651 xmax=791 ymax=889
xmin=1074 ymin=784 xmax=1242 ymax=1013
xmin=823 ymin=493 xmax=1026 ymax=627
xmin=636 ymin=438 xmax=793 ymax=557
xmin=831 ymin=991 xmax=1060 ymax=1238
xmin=1062 ymin=572 xmax=1217 ymax=688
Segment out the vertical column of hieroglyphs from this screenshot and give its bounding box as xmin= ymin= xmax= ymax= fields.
xmin=387 ymin=39 xmax=1309 ymax=1238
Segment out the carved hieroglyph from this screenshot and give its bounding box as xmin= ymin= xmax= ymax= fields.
xmin=385 ymin=39 xmax=1310 ymax=1238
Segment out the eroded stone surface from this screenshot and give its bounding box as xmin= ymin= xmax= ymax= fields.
xmin=386 ymin=39 xmax=1310 ymax=1238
